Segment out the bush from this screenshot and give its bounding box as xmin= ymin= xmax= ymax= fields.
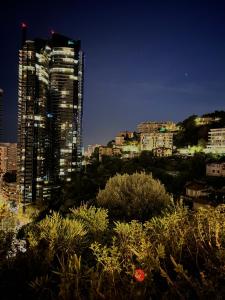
xmin=0 ymin=204 xmax=17 ymax=263
xmin=3 ymin=204 xmax=225 ymax=299
xmin=70 ymin=205 xmax=108 ymax=239
xmin=96 ymin=172 xmax=172 ymax=221
xmin=27 ymin=212 xmax=87 ymax=261
xmin=90 ymin=205 xmax=225 ymax=299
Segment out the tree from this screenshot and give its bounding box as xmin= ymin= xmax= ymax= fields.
xmin=90 ymin=147 xmax=100 ymax=163
xmin=2 ymin=171 xmax=16 ymax=183
xmin=107 ymin=140 xmax=115 ymax=147
xmin=96 ymin=172 xmax=172 ymax=221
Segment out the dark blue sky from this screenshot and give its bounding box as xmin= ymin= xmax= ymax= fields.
xmin=1 ymin=0 xmax=225 ymax=146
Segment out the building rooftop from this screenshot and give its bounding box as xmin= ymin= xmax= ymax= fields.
xmin=185 ymin=181 xmax=209 ymax=191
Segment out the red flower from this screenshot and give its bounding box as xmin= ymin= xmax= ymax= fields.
xmin=134 ymin=268 xmax=145 ymax=282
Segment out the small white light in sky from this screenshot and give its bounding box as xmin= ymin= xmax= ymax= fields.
xmin=184 ymin=72 xmax=189 ymax=77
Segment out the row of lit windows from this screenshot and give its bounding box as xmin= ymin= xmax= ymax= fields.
xmin=60 ymin=103 xmax=74 ymax=108
xmin=22 ymin=115 xmax=44 ymax=121
xmin=50 ymin=67 xmax=74 ymax=74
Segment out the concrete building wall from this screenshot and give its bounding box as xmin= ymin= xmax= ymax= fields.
xmin=207 ymin=128 xmax=225 ymax=154
xmin=137 ymin=121 xmax=177 ymax=133
xmin=140 ymin=132 xmax=173 ymax=156
xmin=0 ymin=146 xmax=8 ymax=173
xmin=206 ymin=163 xmax=225 ymax=177
xmin=0 ymin=143 xmax=17 ymax=174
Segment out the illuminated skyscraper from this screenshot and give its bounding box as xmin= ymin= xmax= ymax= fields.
xmin=49 ymin=34 xmax=84 ymax=183
xmin=17 ymin=25 xmax=84 ymax=203
xmin=0 ymin=89 xmax=3 ymax=141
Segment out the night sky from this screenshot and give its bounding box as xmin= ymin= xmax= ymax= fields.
xmin=1 ymin=0 xmax=225 ymax=146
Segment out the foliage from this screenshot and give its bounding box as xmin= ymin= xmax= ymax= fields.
xmin=58 ymin=110 xmax=225 ymax=213
xmin=174 ymin=110 xmax=225 ymax=148
xmin=59 ymin=149 xmax=211 ymax=214
xmin=60 ymin=173 xmax=97 ymax=212
xmin=2 ymin=204 xmax=225 ymax=298
xmin=0 ymin=203 xmax=13 ymax=220
xmin=0 ymin=227 xmax=15 ymax=264
xmin=61 ymin=157 xmax=123 ymax=212
xmin=107 ymin=139 xmax=115 ymax=147
xmin=0 ymin=206 xmax=110 ymax=299
xmin=70 ymin=205 xmax=108 ymax=238
xmin=90 ymin=204 xmax=225 ymax=299
xmin=27 ymin=212 xmax=87 ymax=260
xmin=0 ymin=203 xmax=23 ymax=273
xmin=97 ymin=172 xmax=172 ymax=221
xmin=2 ymin=171 xmax=16 ymax=183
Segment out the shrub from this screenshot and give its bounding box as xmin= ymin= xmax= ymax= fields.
xmin=70 ymin=205 xmax=108 ymax=239
xmin=4 ymin=203 xmax=225 ymax=299
xmin=96 ymin=172 xmax=172 ymax=221
xmin=27 ymin=212 xmax=87 ymax=264
xmin=0 ymin=203 xmax=18 ymax=263
xmin=90 ymin=205 xmax=225 ymax=299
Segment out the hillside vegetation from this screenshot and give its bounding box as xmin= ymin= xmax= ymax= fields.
xmin=174 ymin=111 xmax=225 ymax=147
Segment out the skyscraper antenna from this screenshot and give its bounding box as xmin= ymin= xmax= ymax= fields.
xmin=21 ymin=22 xmax=27 ymax=46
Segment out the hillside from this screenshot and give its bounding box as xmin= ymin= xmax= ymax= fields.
xmin=174 ymin=110 xmax=225 ymax=148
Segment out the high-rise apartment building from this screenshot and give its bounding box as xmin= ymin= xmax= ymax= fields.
xmin=17 ymin=25 xmax=84 ymax=203
xmin=0 ymin=143 xmax=17 ymax=174
xmin=0 ymin=89 xmax=3 ymax=141
xmin=0 ymin=145 xmax=7 ymax=173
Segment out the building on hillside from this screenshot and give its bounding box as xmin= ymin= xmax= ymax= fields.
xmin=185 ymin=181 xmax=211 ymax=198
xmin=152 ymin=147 xmax=172 ymax=157
xmin=84 ymin=144 xmax=101 ymax=158
xmin=99 ymin=146 xmax=113 ymax=159
xmin=183 ymin=181 xmax=212 ymax=210
xmin=182 ymin=180 xmax=225 ymax=210
xmin=195 ymin=116 xmax=221 ymax=126
xmin=176 ymin=145 xmax=205 ymax=157
xmin=140 ymin=132 xmax=173 ymax=156
xmin=0 ymin=143 xmax=17 ymax=174
xmin=120 ymin=142 xmax=140 ymax=158
xmin=206 ymin=162 xmax=225 ymax=177
xmin=112 ymin=147 xmax=122 ymax=156
xmin=17 ymin=25 xmax=84 ymax=203
xmin=98 ymin=146 xmax=121 ymax=161
xmin=121 ymin=152 xmax=140 ymax=159
xmin=115 ymin=136 xmax=125 ymax=145
xmin=137 ymin=121 xmax=177 ymax=133
xmin=120 ymin=142 xmax=140 ymax=152
xmin=115 ymin=131 xmax=135 ymax=145
xmin=118 ymin=131 xmax=134 ymax=138
xmin=206 ymin=128 xmax=225 ymax=154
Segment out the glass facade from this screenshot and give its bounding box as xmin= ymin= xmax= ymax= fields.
xmin=17 ymin=33 xmax=84 ymax=203
xmin=0 ymin=89 xmax=3 ymax=142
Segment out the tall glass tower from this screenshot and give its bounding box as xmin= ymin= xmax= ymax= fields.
xmin=0 ymin=89 xmax=3 ymax=142
xmin=17 ymin=26 xmax=84 ymax=204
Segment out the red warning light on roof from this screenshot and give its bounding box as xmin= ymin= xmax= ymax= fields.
xmin=21 ymin=22 xmax=27 ymax=28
